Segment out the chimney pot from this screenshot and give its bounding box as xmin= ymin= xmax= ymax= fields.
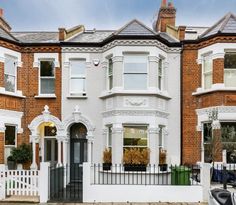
xmin=161 ymin=0 xmax=167 ymax=7
xmin=0 ymin=8 xmax=3 ymax=18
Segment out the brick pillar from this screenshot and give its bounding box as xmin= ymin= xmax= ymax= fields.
xmin=213 ymin=58 xmax=224 ymax=84
xmin=17 ymin=66 xmax=22 ymax=91
xmin=0 ymin=62 xmax=4 ymax=87
xmin=212 ymin=120 xmax=222 ymax=162
xmin=0 ymin=132 xmax=4 ymax=163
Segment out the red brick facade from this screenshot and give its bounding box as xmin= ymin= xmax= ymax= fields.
xmin=0 ymin=41 xmax=61 ymax=165
xmin=182 ymin=36 xmax=236 ymax=164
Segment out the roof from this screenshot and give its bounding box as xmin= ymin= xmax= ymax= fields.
xmin=184 ymin=27 xmax=208 ymax=40
xmin=0 ymin=19 xmax=180 ymax=46
xmin=115 ymin=19 xmax=156 ymax=36
xmin=11 ymin=32 xmax=59 ymax=43
xmin=67 ymin=30 xmax=113 ymax=43
xmin=200 ymin=12 xmax=236 ymax=39
xmin=0 ymin=27 xmax=18 ymax=42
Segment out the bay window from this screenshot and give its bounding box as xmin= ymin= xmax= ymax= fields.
xmin=70 ymin=59 xmax=86 ymax=94
xmin=159 ymin=125 xmax=165 ymax=148
xmin=124 ymin=55 xmax=147 ymax=90
xmin=107 ymin=126 xmax=112 ymax=149
xmin=108 ymin=58 xmax=113 ymax=90
xmin=224 ymin=53 xmax=236 ymax=87
xmin=158 ymin=58 xmax=163 ymax=90
xmin=4 ymin=55 xmax=17 ymax=92
xmin=202 ymin=55 xmax=213 ymax=89
xmin=123 ymin=126 xmax=147 ymax=150
xmin=40 ymin=60 xmax=55 ymax=94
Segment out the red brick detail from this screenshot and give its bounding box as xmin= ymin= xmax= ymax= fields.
xmin=182 ymin=37 xmax=236 ymax=164
xmin=213 ymin=58 xmax=224 ymax=84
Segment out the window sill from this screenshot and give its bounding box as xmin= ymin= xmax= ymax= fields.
xmin=67 ymin=95 xmax=87 ymax=99
xmin=0 ymin=88 xmax=25 ymax=98
xmin=100 ymin=90 xmax=171 ymax=100
xmin=193 ymin=84 xmax=236 ymax=96
xmin=35 ymin=94 xmax=57 ymax=99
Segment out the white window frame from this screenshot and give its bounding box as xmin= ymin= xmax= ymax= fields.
xmin=123 ymin=124 xmax=149 ymax=149
xmin=39 ymin=59 xmax=55 ymax=95
xmin=69 ymin=59 xmax=86 ymax=95
xmin=123 ymin=54 xmax=148 ymax=91
xmin=224 ymin=52 xmax=236 ymax=87
xmin=158 ymin=125 xmax=165 ymax=148
xmin=4 ymin=124 xmax=17 ymax=148
xmin=107 ymin=125 xmax=112 ymax=149
xmin=4 ymin=54 xmax=17 ymax=93
xmin=107 ymin=58 xmax=113 ymax=91
xmin=202 ymin=54 xmax=213 ymax=89
xmin=158 ymin=58 xmax=164 ymax=91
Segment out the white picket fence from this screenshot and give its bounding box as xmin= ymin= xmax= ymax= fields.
xmin=0 ymin=168 xmax=39 ymax=198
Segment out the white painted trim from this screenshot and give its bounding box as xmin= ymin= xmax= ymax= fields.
xmin=0 ymin=87 xmax=25 ymax=98
xmin=198 ymin=43 xmax=236 ymax=60
xmin=100 ymin=90 xmax=171 ymax=100
xmin=34 ymin=94 xmax=57 ymax=99
xmin=33 ymin=53 xmax=59 ymax=68
xmin=193 ymin=83 xmax=236 ymax=95
xmin=0 ymin=109 xmax=23 ymax=134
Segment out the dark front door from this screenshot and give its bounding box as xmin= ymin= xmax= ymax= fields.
xmin=70 ymin=123 xmax=88 ymax=182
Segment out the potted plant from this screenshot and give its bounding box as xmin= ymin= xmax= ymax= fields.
xmin=11 ymin=143 xmax=32 ymax=170
xmin=123 ymin=148 xmax=150 ymax=171
xmin=103 ymin=148 xmax=112 ymax=171
xmin=7 ymin=155 xmax=16 ymax=170
xmin=159 ymin=148 xmax=167 ymax=171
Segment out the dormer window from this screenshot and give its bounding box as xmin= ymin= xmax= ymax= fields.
xmin=224 ymin=53 xmax=236 ymax=87
xmin=124 ymin=54 xmax=147 ymax=90
xmin=4 ymin=55 xmax=17 ymax=92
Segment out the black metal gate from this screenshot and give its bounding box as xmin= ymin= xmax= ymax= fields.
xmin=49 ymin=163 xmax=83 ymax=202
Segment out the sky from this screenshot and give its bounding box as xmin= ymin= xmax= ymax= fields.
xmin=0 ymin=0 xmax=236 ymax=31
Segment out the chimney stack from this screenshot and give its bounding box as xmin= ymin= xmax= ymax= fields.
xmin=0 ymin=8 xmax=3 ymax=18
xmin=0 ymin=8 xmax=11 ymax=32
xmin=154 ymin=0 xmax=176 ymax=32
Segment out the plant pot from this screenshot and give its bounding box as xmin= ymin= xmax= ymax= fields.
xmin=7 ymin=160 xmax=16 ymax=170
xmin=159 ymin=164 xmax=168 ymax=171
xmin=103 ymin=163 xmax=112 ymax=171
xmin=17 ymin=163 xmax=23 ymax=170
xmin=124 ymin=164 xmax=146 ymax=172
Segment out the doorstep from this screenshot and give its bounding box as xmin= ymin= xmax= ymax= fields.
xmin=1 ymin=195 xmax=39 ymax=203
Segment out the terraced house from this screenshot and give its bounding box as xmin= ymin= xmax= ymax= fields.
xmin=0 ymin=0 xmax=236 ymax=203
xmin=0 ymin=1 xmax=181 ymax=170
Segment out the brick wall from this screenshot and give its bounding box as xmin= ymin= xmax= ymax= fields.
xmin=182 ymin=36 xmax=236 ymax=164
xmin=0 ymin=41 xmax=61 ymax=165
xmin=213 ymin=58 xmax=224 ymax=84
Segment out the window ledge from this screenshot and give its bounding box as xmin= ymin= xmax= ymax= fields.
xmin=67 ymin=95 xmax=87 ymax=99
xmin=35 ymin=94 xmax=57 ymax=99
xmin=0 ymin=88 xmax=25 ymax=98
xmin=193 ymin=85 xmax=236 ymax=96
xmin=100 ymin=90 xmax=171 ymax=100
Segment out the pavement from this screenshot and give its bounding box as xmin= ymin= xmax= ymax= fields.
xmin=0 ymin=203 xmax=208 ymax=205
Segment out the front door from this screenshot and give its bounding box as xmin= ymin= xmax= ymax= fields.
xmin=70 ymin=123 xmax=87 ymax=182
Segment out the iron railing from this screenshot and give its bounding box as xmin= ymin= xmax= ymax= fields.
xmin=91 ymin=164 xmax=200 ymax=186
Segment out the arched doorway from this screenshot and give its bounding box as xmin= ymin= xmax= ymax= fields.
xmin=70 ymin=123 xmax=88 ymax=164
xmin=70 ymin=123 xmax=87 ymax=183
